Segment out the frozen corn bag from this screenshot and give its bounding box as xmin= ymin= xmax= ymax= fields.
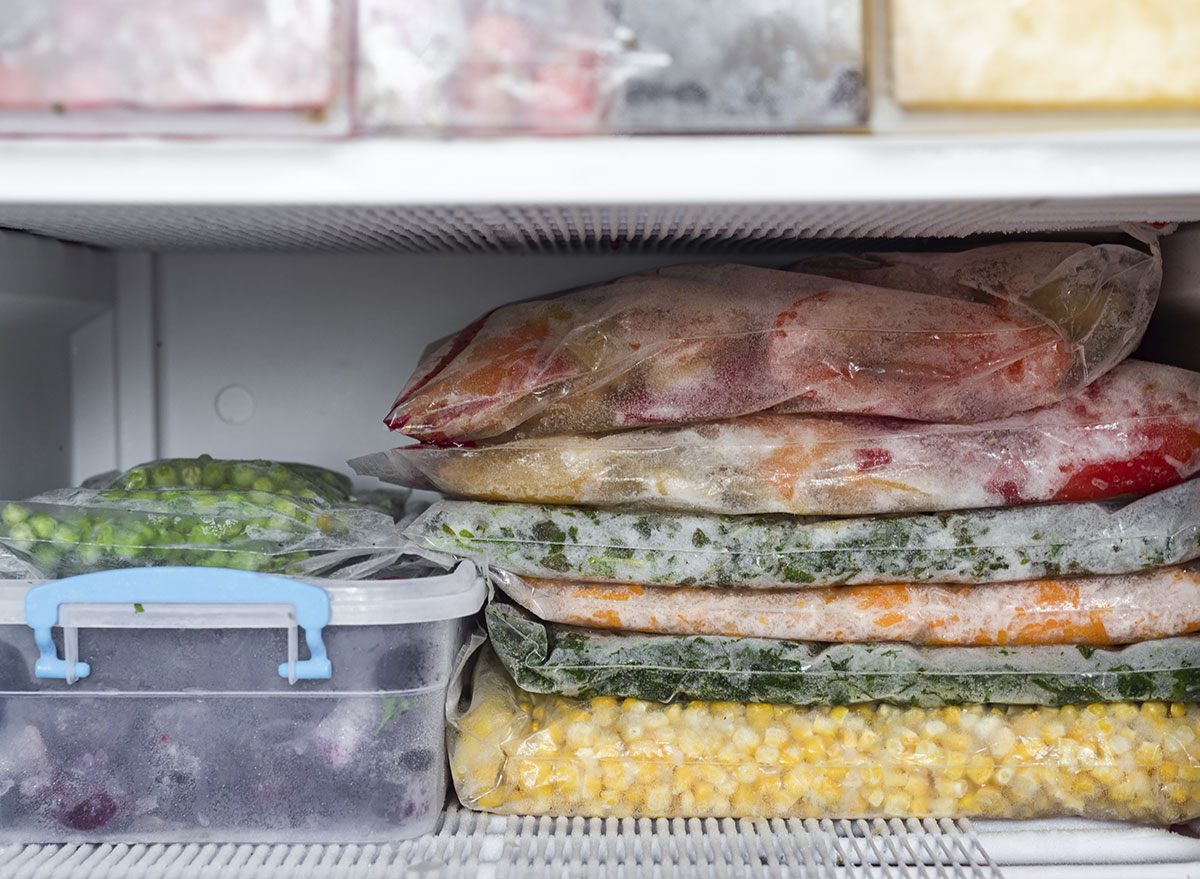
xmin=386 ymin=244 xmax=1157 ymax=444
xmin=108 ymin=455 xmax=353 ymax=504
xmin=356 ymin=359 xmax=1200 ymax=516
xmin=451 ymin=647 xmax=1200 ymax=821
xmin=0 ymin=488 xmax=401 ymax=579
xmin=406 ymin=478 xmax=1200 ymax=586
xmin=493 ymin=563 xmax=1200 ymax=646
xmin=487 ymin=601 xmax=1200 ymax=706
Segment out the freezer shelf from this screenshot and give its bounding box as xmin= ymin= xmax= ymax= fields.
xmin=2 ymin=805 xmax=1199 ymax=878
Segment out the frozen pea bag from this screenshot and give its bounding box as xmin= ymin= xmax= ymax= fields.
xmin=0 ymin=488 xmax=402 ymax=579
xmin=108 ymin=454 xmax=354 ymax=504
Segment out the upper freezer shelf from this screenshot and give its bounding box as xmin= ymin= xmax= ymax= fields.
xmin=0 ymin=0 xmax=1198 ymax=137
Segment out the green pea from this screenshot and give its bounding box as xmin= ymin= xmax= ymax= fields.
xmin=52 ymin=524 xmax=81 ymax=544
xmin=202 ymin=461 xmax=227 ymax=487
xmin=251 ymin=477 xmax=275 ymax=492
xmin=151 ymin=464 xmax=177 ymax=487
xmin=76 ymin=544 xmax=104 ymax=567
xmin=29 ymin=514 xmax=57 ymax=540
xmin=180 ymin=464 xmax=203 ymax=487
xmin=2 ymin=504 xmax=29 ymax=526
xmin=122 ymin=468 xmax=149 ymax=490
xmin=231 ymin=465 xmax=258 ymax=488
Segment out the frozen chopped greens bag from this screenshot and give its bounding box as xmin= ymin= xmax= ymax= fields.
xmin=493 ymin=562 xmax=1200 ymax=646
xmin=387 ymin=242 xmax=1158 ymax=444
xmin=486 ymin=601 xmax=1200 ymax=706
xmin=356 ymin=359 xmax=1200 ymax=516
xmin=406 ymin=477 xmax=1200 ymax=586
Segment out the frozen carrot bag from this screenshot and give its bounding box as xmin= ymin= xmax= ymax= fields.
xmin=405 ymin=478 xmax=1200 ymax=586
xmin=492 ymin=563 xmax=1200 ymax=646
xmin=386 ymin=242 xmax=1158 ymax=444
xmin=354 ymin=359 xmax=1200 ymax=516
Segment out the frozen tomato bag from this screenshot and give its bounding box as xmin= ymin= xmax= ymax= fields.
xmin=492 ymin=563 xmax=1200 ymax=646
xmin=386 ymin=242 xmax=1158 ymax=444
xmin=404 ymin=478 xmax=1200 ymax=586
xmin=354 ymin=359 xmax=1200 ymax=516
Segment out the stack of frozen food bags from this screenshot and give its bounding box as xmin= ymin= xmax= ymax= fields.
xmin=354 ymin=238 xmax=1200 ymax=823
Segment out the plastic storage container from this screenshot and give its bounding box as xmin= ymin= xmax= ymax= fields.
xmin=0 ymin=562 xmax=486 ymax=843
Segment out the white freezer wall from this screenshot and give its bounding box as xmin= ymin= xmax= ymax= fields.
xmin=0 ymin=222 xmax=1188 ymax=494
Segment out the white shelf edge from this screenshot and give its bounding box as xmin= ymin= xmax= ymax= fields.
xmin=0 ymin=132 xmax=1200 ymax=207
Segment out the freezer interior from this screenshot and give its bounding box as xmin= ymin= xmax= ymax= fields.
xmin=0 ymin=175 xmax=1199 ymax=877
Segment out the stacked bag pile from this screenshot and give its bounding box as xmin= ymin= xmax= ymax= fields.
xmin=356 ymin=238 xmax=1200 ymax=822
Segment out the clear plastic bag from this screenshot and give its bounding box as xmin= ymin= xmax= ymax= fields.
xmin=487 ymin=600 xmax=1200 ymax=706
xmin=0 ymin=488 xmax=402 ymax=579
xmin=356 ymin=0 xmax=865 ymax=134
xmin=0 ymin=1 xmax=339 ymax=112
xmin=384 ymin=243 xmax=1158 ymax=444
xmin=106 ymin=455 xmax=354 ymax=505
xmin=493 ymin=562 xmax=1200 ymax=646
xmin=357 ymin=359 xmax=1200 ymax=516
xmin=405 ymin=477 xmax=1200 ymax=586
xmin=451 ymin=646 xmax=1200 ymax=821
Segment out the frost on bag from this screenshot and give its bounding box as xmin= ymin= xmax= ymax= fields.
xmin=0 ymin=489 xmax=401 ymax=580
xmin=0 ymin=0 xmax=338 ymax=111
xmin=487 ymin=601 xmax=1200 ymax=706
xmin=357 ymin=359 xmax=1200 ymax=516
xmin=357 ymin=0 xmax=865 ymax=134
xmin=451 ymin=647 xmax=1200 ymax=821
xmin=406 ymin=478 xmax=1200 ymax=586
xmin=494 ymin=563 xmax=1200 ymax=647
xmin=384 ymin=242 xmax=1158 ymax=444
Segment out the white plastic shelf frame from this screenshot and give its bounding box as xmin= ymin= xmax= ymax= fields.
xmin=0 ymin=134 xmax=1200 ymax=251
xmin=4 ymin=806 xmax=1200 ymax=878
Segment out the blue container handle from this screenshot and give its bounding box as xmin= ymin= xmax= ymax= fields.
xmin=24 ymin=567 xmax=332 ymax=682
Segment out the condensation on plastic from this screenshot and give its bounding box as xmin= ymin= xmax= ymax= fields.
xmin=486 ymin=600 xmax=1200 ymax=706
xmin=450 ymin=647 xmax=1200 ymax=822
xmin=493 ymin=562 xmax=1200 ymax=647
xmin=356 ymin=359 xmax=1200 ymax=516
xmin=356 ymin=0 xmax=865 ymax=134
xmin=0 ymin=488 xmax=402 ymax=580
xmin=0 ymin=1 xmax=339 ymax=112
xmin=405 ymin=477 xmax=1200 ymax=587
xmin=383 ymin=243 xmax=1159 ymax=445
xmin=890 ymin=0 xmax=1200 ymax=109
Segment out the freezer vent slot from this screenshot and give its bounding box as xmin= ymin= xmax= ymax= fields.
xmin=0 ymin=805 xmax=1002 ymax=879
xmin=0 ymin=199 xmax=1196 ymax=252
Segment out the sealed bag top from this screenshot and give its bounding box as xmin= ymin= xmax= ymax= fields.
xmin=387 ymin=241 xmax=1159 ymax=444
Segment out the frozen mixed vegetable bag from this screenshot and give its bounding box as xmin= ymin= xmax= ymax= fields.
xmin=0 ymin=488 xmax=401 ymax=579
xmin=406 ymin=477 xmax=1200 ymax=586
xmin=486 ymin=601 xmax=1200 ymax=706
xmin=386 ymin=242 xmax=1157 ymax=444
xmin=493 ymin=562 xmax=1200 ymax=646
xmin=451 ymin=647 xmax=1200 ymax=821
xmin=357 ymin=359 xmax=1200 ymax=516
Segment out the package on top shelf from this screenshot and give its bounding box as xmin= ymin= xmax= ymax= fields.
xmin=485 ymin=599 xmax=1200 ymax=705
xmin=0 ymin=0 xmax=347 ymax=135
xmin=451 ymin=646 xmax=1200 ymax=821
xmin=384 ymin=243 xmax=1158 ymax=445
xmin=491 ymin=562 xmax=1200 ymax=646
xmin=356 ymin=359 xmax=1200 ymax=516
xmin=355 ymin=0 xmax=865 ymax=133
xmin=0 ymin=562 xmax=486 ymax=842
xmin=404 ymin=478 xmax=1200 ymax=587
xmin=890 ymin=0 xmax=1200 ymax=109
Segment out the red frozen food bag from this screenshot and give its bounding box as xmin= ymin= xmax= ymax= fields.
xmin=386 ymin=241 xmax=1158 ymax=444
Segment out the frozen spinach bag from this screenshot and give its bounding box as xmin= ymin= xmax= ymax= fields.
xmin=408 ymin=478 xmax=1200 ymax=587
xmin=486 ymin=601 xmax=1200 ymax=706
xmin=0 ymin=488 xmax=402 ymax=579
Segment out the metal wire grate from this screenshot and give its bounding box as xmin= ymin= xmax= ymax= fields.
xmin=0 ymin=805 xmax=1004 ymax=879
xmin=0 ymin=198 xmax=1195 ymax=252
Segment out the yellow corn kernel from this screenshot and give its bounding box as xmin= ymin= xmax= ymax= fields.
xmin=800 ymin=736 xmax=827 ymax=761
xmin=966 ymin=756 xmax=994 ymax=786
xmin=830 ymin=706 xmax=849 ymax=723
xmin=1170 ymin=702 xmax=1188 ymax=718
xmin=746 ymin=703 xmax=774 ymax=730
xmin=1136 ymin=742 xmax=1163 ymax=766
